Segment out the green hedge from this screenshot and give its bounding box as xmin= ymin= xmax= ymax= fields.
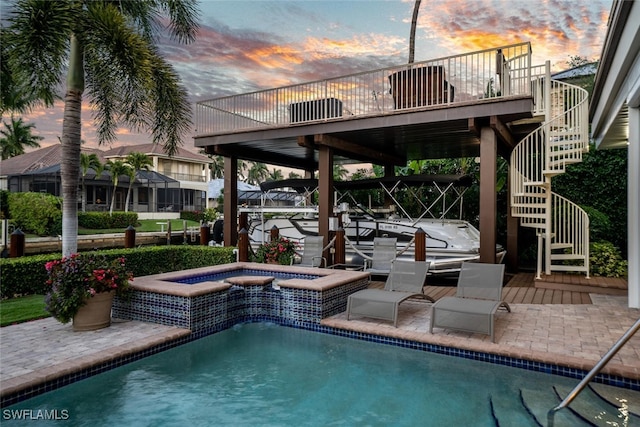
xmin=78 ymin=212 xmax=138 ymax=229
xmin=8 ymin=192 xmax=62 ymax=236
xmin=0 ymin=246 xmax=236 ymax=299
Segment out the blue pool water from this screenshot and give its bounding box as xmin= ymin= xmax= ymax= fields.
xmin=173 ymin=268 xmax=320 ymax=284
xmin=3 ymin=324 xmax=633 ymax=426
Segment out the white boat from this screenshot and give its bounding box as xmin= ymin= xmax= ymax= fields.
xmin=240 ymin=175 xmax=505 ymax=276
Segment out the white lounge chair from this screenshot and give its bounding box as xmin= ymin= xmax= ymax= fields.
xmin=364 ymin=237 xmax=397 ymax=276
xmin=347 ymin=260 xmax=433 ymax=327
xmin=293 ymin=235 xmax=326 ymax=268
xmin=429 ymin=262 xmax=511 ymax=342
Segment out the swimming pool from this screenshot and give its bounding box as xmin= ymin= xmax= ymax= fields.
xmin=3 ymin=323 xmax=636 ymax=426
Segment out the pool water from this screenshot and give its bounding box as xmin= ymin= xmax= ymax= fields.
xmin=2 ymin=324 xmax=628 ymax=426
xmin=173 ymin=268 xmax=320 ymax=284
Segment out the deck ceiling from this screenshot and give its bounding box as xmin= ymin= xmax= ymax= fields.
xmin=195 ymin=97 xmax=537 ymax=171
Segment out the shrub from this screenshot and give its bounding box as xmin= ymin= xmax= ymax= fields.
xmin=78 ymin=212 xmax=138 ymax=229
xmin=8 ymin=192 xmax=62 ymax=236
xmin=45 ymin=253 xmax=134 ymax=323
xmin=589 ymin=241 xmax=628 ymax=278
xmin=0 ymin=246 xmax=236 ymax=299
xmin=180 ymin=208 xmax=218 ymax=223
xmin=582 ymin=206 xmax=613 ymax=243
xmin=0 ymin=190 xmax=9 ymax=219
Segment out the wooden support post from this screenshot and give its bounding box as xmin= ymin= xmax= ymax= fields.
xmin=238 ymin=228 xmax=249 ymax=262
xmin=223 ymin=156 xmax=238 ymax=247
xmin=9 ymin=229 xmax=25 ymax=258
xmin=270 ymin=225 xmax=279 ymax=241
xmin=414 ymin=229 xmax=426 ymax=261
xmin=200 ymin=224 xmax=210 ymax=246
xmin=318 ymin=144 xmax=334 ymax=263
xmin=124 ymin=225 xmax=136 ymax=248
xmin=334 ymin=228 xmax=345 ymax=265
xmin=479 ymin=127 xmax=498 ymax=264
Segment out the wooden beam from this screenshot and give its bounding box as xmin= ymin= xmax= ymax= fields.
xmin=213 ymin=145 xmax=317 ymax=170
xmin=490 ymin=115 xmax=515 ymax=148
xmin=314 ymin=134 xmax=404 ymax=165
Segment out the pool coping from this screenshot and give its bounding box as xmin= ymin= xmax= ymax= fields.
xmin=131 ymin=262 xmax=370 ymax=296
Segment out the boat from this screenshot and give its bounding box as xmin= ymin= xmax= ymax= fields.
xmin=240 ymin=174 xmax=505 ymax=276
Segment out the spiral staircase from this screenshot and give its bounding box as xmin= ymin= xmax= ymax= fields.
xmin=510 ymin=62 xmax=590 ymax=278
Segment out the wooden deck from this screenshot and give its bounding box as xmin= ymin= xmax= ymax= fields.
xmin=370 ymin=272 xmax=628 ymax=305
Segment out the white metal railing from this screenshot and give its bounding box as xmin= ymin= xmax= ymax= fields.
xmin=509 ymin=60 xmax=590 ymax=277
xmin=195 ymin=42 xmax=532 ymax=136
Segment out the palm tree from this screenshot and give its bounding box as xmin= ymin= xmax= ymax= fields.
xmin=2 ymin=1 xmax=198 ymax=256
xmin=104 ymin=160 xmax=133 ymax=215
xmin=333 ymin=164 xmax=349 ymax=181
xmin=124 ymin=152 xmax=153 ymax=212
xmin=246 ymin=162 xmax=270 ymax=185
xmin=0 ymin=116 xmax=43 ymax=159
xmin=408 ymin=0 xmax=422 ymax=64
xmin=206 ymin=154 xmax=225 ymax=179
xmin=268 ymin=169 xmax=284 ymax=181
xmin=80 ymin=153 xmax=102 ymax=212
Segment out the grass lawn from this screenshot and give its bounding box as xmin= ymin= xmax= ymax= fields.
xmin=0 ymin=295 xmax=50 ymax=327
xmin=77 ymin=219 xmax=200 ymax=235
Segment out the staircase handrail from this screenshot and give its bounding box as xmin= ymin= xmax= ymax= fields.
xmin=547 ymin=318 xmax=640 ymax=426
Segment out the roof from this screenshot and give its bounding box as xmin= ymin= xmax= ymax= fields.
xmin=0 ymin=144 xmax=105 ymax=176
xmin=102 ymin=143 xmax=210 ymax=164
xmin=1 ymin=142 xmax=210 ymax=178
xmin=551 ymin=63 xmax=598 ymax=80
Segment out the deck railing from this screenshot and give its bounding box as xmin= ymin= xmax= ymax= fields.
xmin=195 ymin=42 xmax=532 ymax=136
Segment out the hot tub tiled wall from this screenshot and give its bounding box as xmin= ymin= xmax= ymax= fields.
xmin=113 ymin=266 xmax=369 ymax=332
xmin=113 ymin=289 xmax=230 ymax=331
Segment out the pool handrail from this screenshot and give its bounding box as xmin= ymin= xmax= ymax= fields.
xmin=547 ymin=317 xmax=640 ymax=426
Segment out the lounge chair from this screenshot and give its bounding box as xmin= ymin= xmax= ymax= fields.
xmin=429 ymin=262 xmax=511 ymax=343
xmin=293 ymin=235 xmax=326 ymax=268
xmin=364 ymin=237 xmax=397 ymax=276
xmin=347 ymin=260 xmax=433 ymax=327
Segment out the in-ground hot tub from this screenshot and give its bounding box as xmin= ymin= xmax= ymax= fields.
xmin=112 ymin=262 xmax=370 ymax=332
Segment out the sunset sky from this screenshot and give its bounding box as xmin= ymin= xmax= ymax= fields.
xmin=3 ymin=0 xmax=612 ymax=157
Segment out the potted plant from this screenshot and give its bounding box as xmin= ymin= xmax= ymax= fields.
xmin=45 ymin=253 xmax=133 ymax=331
xmin=254 ymin=237 xmax=297 ymax=265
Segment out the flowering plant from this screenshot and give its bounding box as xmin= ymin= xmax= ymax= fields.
xmin=254 ymin=237 xmax=297 ymax=265
xmin=44 ymin=253 xmax=134 ymax=324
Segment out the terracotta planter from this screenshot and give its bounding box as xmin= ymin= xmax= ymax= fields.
xmin=72 ymin=291 xmax=115 ymax=331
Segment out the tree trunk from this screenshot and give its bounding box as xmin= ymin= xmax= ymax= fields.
xmin=110 ymin=177 xmax=118 ymax=215
xmin=61 ymin=92 xmax=82 ymax=256
xmin=61 ymin=35 xmax=84 ymax=257
xmin=408 ymin=0 xmax=422 ymax=64
xmin=125 ymin=181 xmax=133 ymax=212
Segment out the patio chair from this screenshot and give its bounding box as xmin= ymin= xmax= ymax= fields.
xmin=364 ymin=237 xmax=397 ymax=276
xmin=347 ymin=260 xmax=433 ymax=327
xmin=293 ymin=235 xmax=326 ymax=268
xmin=429 ymin=262 xmax=511 ymax=343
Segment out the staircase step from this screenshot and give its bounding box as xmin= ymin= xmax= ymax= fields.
xmin=589 ymin=384 xmax=640 ymax=418
xmin=550 ymin=254 xmax=584 ymax=261
xmin=490 ymin=394 xmax=540 ymax=426
xmin=553 ymin=384 xmax=640 ymax=426
xmin=523 ymin=181 xmax=548 ymax=187
xmin=550 ymin=243 xmax=573 ymax=250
